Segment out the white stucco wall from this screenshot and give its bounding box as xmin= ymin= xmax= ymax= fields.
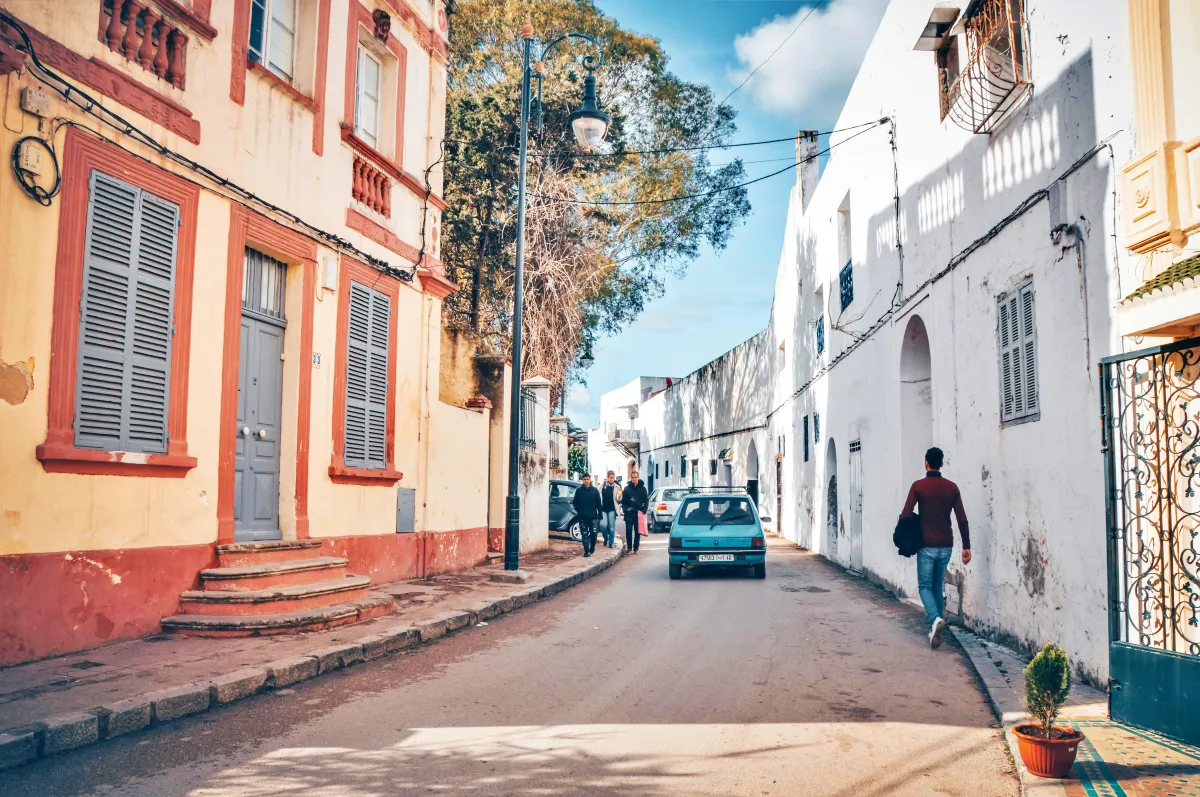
xmin=597 ymin=0 xmax=1139 ymax=684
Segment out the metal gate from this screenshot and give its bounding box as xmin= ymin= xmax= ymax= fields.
xmin=848 ymin=440 xmax=863 ymax=572
xmin=1101 ymin=338 xmax=1200 ymax=745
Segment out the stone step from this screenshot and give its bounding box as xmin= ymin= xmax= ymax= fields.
xmin=199 ymin=557 xmax=349 ymax=591
xmin=215 ymin=539 xmax=325 ymax=567
xmin=179 ymin=576 xmax=372 ymax=616
xmin=161 ymin=594 xmax=395 ymax=637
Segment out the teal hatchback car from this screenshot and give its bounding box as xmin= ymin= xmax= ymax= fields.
xmin=668 ymin=493 xmax=766 ymax=580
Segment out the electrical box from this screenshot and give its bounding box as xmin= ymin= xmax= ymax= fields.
xmin=19 ymin=87 xmax=50 ymax=117
xmin=321 ymin=255 xmax=338 ymax=292
xmin=396 ymin=488 xmax=416 ymax=533
xmin=17 ymin=141 xmax=42 ymax=175
xmin=1047 ymin=178 xmax=1068 ymax=231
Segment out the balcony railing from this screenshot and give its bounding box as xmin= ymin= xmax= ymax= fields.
xmin=99 ymin=0 xmax=188 ymax=88
xmin=353 ymin=155 xmax=392 ymax=218
xmin=607 ymin=428 xmax=639 ymax=445
xmin=944 ymin=0 xmax=1031 ymax=134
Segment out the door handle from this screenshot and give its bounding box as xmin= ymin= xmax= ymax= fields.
xmin=241 ymin=426 xmax=250 ymax=437
xmin=257 ymin=429 xmax=267 ymax=439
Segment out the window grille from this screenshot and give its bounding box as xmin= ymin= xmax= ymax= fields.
xmin=849 ymin=439 xmax=861 ymax=453
xmin=997 ymin=280 xmax=1039 ymax=425
xmin=839 ymin=260 xmax=854 ymax=311
xmin=518 ymin=387 xmax=537 ymax=450
xmin=814 ymin=413 xmax=821 ymax=443
xmin=816 ymin=314 xmax=825 ymax=354
xmin=803 ymin=416 xmax=810 ymax=462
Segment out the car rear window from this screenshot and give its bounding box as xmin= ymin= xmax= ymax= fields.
xmin=677 ymin=497 xmax=756 ymax=526
xmin=662 ymin=489 xmax=690 ymax=501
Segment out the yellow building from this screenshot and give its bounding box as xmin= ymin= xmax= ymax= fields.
xmin=1119 ymin=0 xmax=1200 ymax=335
xmin=0 ymin=0 xmax=509 ymax=666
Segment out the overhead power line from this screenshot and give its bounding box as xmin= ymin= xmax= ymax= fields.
xmin=715 ymin=1 xmax=828 ymax=112
xmin=529 ymin=119 xmax=886 ymax=207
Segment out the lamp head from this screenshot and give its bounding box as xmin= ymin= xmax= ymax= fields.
xmin=568 ymin=72 xmax=610 ymax=149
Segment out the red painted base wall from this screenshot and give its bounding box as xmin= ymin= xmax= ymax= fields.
xmin=488 ymin=527 xmax=503 ymax=553
xmin=0 ymin=528 xmax=489 ymax=667
xmin=0 ymin=544 xmax=217 ymax=667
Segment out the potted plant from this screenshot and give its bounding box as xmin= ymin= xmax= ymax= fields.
xmin=1013 ymin=643 xmax=1085 ymax=778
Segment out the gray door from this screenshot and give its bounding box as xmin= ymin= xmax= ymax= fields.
xmin=848 ymin=440 xmax=863 ymax=572
xmin=234 ymin=249 xmax=287 ymax=542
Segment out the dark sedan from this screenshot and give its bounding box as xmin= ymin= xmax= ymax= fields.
xmin=549 ymin=479 xmax=583 ymax=541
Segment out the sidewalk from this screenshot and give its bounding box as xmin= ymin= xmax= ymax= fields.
xmin=0 ymin=539 xmax=623 ymax=771
xmin=952 ymin=626 xmax=1200 ymax=797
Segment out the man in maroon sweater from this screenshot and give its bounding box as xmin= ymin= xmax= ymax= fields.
xmin=900 ymin=447 xmax=971 ymax=649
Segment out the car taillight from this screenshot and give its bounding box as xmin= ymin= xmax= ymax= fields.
xmin=751 ymin=537 xmax=765 ymax=549
xmin=656 ymin=503 xmax=668 ymax=511
xmin=669 ymin=538 xmax=682 ymax=549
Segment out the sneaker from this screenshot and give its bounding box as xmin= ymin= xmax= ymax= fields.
xmin=930 ymin=617 xmax=946 ymax=649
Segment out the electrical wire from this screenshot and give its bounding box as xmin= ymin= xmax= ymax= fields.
xmin=529 ymin=120 xmax=886 ymax=206
xmin=11 ymin=134 xmax=59 ymax=206
xmin=0 ymin=12 xmax=412 ymax=282
xmin=444 ymin=119 xmax=886 ymax=162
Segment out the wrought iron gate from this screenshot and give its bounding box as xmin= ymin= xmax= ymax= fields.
xmin=1101 ymin=338 xmax=1200 ymax=745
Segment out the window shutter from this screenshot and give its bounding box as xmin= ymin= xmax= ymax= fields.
xmin=344 ymin=282 xmax=391 ymax=469
xmin=75 ymin=171 xmax=177 ymax=454
xmin=1020 ymin=284 xmax=1038 ymax=415
xmin=998 ymin=282 xmax=1038 ymax=424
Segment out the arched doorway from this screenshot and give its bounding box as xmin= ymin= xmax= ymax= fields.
xmin=745 ymin=439 xmax=760 ymax=510
xmin=900 ymin=315 xmax=934 ymax=484
xmin=825 ymin=439 xmax=838 ymax=557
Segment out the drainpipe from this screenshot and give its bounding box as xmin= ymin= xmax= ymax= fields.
xmin=1053 ymin=222 xmax=1092 ymax=381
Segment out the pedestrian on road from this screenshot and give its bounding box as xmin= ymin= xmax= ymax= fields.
xmin=573 ymin=474 xmax=603 ymax=557
xmin=620 ymin=470 xmax=649 ymax=554
xmin=900 ymin=447 xmax=971 ymax=650
xmin=601 ymin=471 xmax=620 ymax=548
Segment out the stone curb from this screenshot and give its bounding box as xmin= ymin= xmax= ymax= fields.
xmin=950 ymin=627 xmax=1069 ymax=797
xmin=0 ymin=545 xmax=625 ymax=771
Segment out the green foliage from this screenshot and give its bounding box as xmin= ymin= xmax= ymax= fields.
xmin=1024 ymin=643 xmax=1071 ymax=737
xmin=442 ymin=0 xmax=750 ymax=393
xmin=568 ymin=444 xmax=588 ymax=478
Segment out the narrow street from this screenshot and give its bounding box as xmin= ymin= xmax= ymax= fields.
xmin=3 ymin=538 xmax=1017 ymax=797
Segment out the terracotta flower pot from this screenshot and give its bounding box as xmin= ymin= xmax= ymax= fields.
xmin=1013 ymin=724 xmax=1083 ymax=778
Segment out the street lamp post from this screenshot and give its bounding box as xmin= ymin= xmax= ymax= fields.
xmin=505 ymin=25 xmax=610 ymax=571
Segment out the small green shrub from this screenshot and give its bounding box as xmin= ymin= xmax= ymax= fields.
xmin=1024 ymin=643 xmax=1071 ymax=738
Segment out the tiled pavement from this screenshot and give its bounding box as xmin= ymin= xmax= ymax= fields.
xmin=952 ymin=627 xmax=1200 ymax=797
xmin=0 ymin=539 xmax=620 ymax=768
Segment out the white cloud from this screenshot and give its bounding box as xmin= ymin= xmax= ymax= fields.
xmin=730 ymin=0 xmax=889 ymax=117
xmin=568 ymin=386 xmax=593 ymax=410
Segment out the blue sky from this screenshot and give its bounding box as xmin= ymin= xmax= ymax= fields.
xmin=567 ymin=0 xmax=888 ymax=429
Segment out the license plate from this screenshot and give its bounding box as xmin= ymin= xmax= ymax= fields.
xmin=697 ymin=554 xmax=735 ymax=562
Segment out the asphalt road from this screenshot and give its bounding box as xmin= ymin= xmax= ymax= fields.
xmin=2 ymin=537 xmax=1017 ymax=796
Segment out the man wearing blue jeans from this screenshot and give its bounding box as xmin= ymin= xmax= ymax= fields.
xmin=900 ymin=447 xmax=971 ymax=649
xmin=600 ymin=471 xmax=620 ymax=548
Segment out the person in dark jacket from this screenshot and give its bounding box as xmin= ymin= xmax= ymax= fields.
xmin=600 ymin=471 xmax=620 ymax=548
xmin=572 ymin=475 xmax=603 ymax=557
xmin=619 ymin=470 xmax=649 ymax=553
xmin=900 ymin=446 xmax=971 ymax=650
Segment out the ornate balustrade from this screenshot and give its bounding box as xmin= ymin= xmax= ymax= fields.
xmin=98 ymin=0 xmax=188 ymax=88
xmin=352 ymin=155 xmax=392 ymax=218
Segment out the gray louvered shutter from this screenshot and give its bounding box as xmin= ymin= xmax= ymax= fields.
xmin=998 ymin=293 xmax=1016 ymax=424
xmin=75 ymin=172 xmax=178 ymax=453
xmin=344 ymin=282 xmax=390 ymax=469
xmin=1019 ymin=283 xmax=1039 ymax=417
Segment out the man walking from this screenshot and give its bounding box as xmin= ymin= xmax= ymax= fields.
xmin=620 ymin=470 xmax=649 ymax=554
xmin=900 ymin=447 xmax=971 ymax=649
xmin=600 ymin=471 xmax=620 ymax=548
xmin=572 ymin=474 xmax=603 ymax=557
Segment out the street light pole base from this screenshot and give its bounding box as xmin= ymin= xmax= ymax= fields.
xmin=504 ymin=495 xmax=521 ymax=571
xmin=490 ymin=569 xmax=531 ymax=584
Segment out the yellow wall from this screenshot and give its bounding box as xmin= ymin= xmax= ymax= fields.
xmin=0 ymin=0 xmax=484 ymax=556
xmin=425 ymin=402 xmax=491 ymax=532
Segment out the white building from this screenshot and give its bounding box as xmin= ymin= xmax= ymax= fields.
xmin=611 ymin=0 xmax=1146 ymax=686
xmin=588 ymin=377 xmax=672 ymax=484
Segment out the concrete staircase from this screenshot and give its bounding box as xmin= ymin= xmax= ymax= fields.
xmin=161 ymin=540 xmax=393 ymax=636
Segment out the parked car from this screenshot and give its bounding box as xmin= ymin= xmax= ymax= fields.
xmin=549 ymin=479 xmax=583 ymax=541
xmin=649 ymin=487 xmax=691 ymax=532
xmin=667 ymin=493 xmax=766 ymax=580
